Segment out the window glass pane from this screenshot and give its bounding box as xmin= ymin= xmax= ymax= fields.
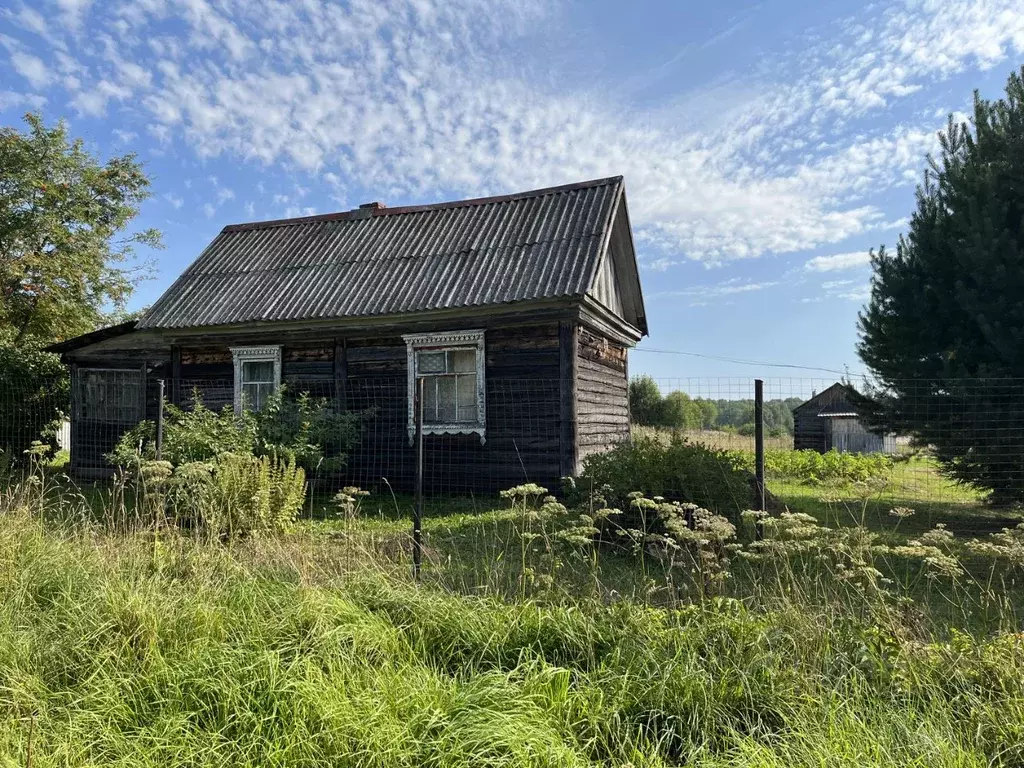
xmin=241 ymin=382 xmax=260 ymax=410
xmin=449 ymin=349 xmax=476 ymax=373
xmin=456 ymin=374 xmax=477 ymax=421
xmin=436 ymin=376 xmax=457 ymax=422
xmin=242 ymin=360 xmax=274 ymax=383
xmin=259 ymin=383 xmax=275 ymax=410
xmin=422 ymin=376 xmax=439 ymax=422
xmin=417 ymin=351 xmax=445 ymax=374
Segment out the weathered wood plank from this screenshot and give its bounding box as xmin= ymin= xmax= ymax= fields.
xmin=559 ymin=322 xmax=578 ymax=477
xmin=283 ymin=345 xmax=333 ymax=362
xmin=578 ymin=432 xmax=629 ymax=447
xmin=578 ymin=359 xmax=627 ymax=384
xmin=334 ymin=339 xmax=348 ymax=411
xmin=578 ymin=405 xmax=627 ymax=418
xmin=347 ymin=345 xmax=406 ymax=363
xmin=577 ymin=389 xmax=628 ymax=402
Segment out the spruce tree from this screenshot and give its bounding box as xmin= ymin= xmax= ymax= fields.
xmin=858 ymin=67 xmax=1024 ymax=504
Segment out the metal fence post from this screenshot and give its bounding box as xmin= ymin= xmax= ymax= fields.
xmin=156 ymin=379 xmax=165 ymax=461
xmin=413 ymin=376 xmax=424 ymax=581
xmin=754 ymin=378 xmax=765 ymax=540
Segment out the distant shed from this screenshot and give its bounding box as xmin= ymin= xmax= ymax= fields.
xmin=792 ymin=382 xmax=896 ymax=454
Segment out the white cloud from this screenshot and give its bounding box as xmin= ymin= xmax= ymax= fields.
xmin=10 ymin=51 xmax=51 ymax=88
xmin=203 ymin=202 xmax=216 ymax=218
xmin=644 ymin=257 xmax=683 ymax=273
xmin=56 ymin=0 xmax=93 ymax=29
xmin=217 ymin=187 xmax=235 ymax=204
xmin=9 ymin=0 xmax=1022 ymax=266
xmin=147 ymin=123 xmax=172 ymax=144
xmin=656 ymin=277 xmax=781 ymax=300
xmin=821 ymin=279 xmax=855 ymax=290
xmin=164 ymin=193 xmax=184 ymax=209
xmin=70 ymin=79 xmax=131 ymax=117
xmin=805 ymin=251 xmax=872 ymax=272
xmin=12 ymin=7 xmax=49 ymax=37
xmin=838 ymin=286 xmax=871 ymax=302
xmin=0 ymin=90 xmax=46 ymax=111
xmin=113 ymin=128 xmax=138 ymax=143
xmin=804 ymin=276 xmax=871 ymax=303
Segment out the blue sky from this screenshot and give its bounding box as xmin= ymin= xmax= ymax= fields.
xmin=2 ymin=0 xmax=1023 ymax=382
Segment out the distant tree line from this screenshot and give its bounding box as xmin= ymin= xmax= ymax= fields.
xmin=628 ymin=375 xmax=803 ymax=437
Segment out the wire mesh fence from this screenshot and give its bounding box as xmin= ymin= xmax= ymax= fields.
xmin=2 ymin=373 xmax=1024 ymax=534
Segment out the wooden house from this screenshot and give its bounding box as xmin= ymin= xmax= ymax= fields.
xmin=792 ymin=382 xmax=896 ymax=454
xmin=48 ymin=177 xmax=648 ymax=492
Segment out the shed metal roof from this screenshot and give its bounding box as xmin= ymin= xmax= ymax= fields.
xmin=139 ymin=176 xmax=646 ymax=333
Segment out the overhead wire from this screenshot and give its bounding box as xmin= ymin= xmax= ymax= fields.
xmin=632 ymin=347 xmax=869 ymax=377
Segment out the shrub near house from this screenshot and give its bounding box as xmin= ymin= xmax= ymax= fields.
xmin=570 ymin=432 xmax=751 ymax=518
xmin=109 ymin=387 xmax=363 ymax=537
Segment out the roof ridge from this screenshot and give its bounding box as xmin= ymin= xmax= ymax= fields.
xmin=222 ymin=176 xmax=623 ymax=233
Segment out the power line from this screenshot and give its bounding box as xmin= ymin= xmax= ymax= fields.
xmin=632 ymin=347 xmax=869 ymax=377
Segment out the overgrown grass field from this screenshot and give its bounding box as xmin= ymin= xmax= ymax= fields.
xmin=2 ymin=437 xmax=1024 ymax=767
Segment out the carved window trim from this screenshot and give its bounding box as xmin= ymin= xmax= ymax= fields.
xmin=403 ymin=330 xmax=486 ymax=444
xmin=231 ymin=345 xmax=282 ymax=413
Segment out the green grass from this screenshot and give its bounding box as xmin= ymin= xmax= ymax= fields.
xmin=1 ymin=501 xmax=1023 ymax=767
xmin=767 ymin=455 xmax=1006 ymax=536
xmin=2 ymin=450 xmax=1024 ymax=766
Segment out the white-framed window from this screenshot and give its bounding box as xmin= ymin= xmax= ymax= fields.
xmin=231 ymin=346 xmax=282 ymax=413
xmin=403 ymin=330 xmax=486 ymax=443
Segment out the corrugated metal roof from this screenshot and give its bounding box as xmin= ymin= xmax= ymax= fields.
xmin=139 ymin=176 xmax=629 ymax=330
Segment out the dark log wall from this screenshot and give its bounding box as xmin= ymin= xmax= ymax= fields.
xmin=177 ymin=346 xmax=233 ymax=409
xmin=69 ymin=325 xmax=566 ymax=492
xmin=343 ymin=324 xmax=563 ymax=493
xmin=575 ymin=326 xmax=630 ymax=467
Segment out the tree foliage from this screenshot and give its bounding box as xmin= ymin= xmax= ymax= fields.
xmin=628 ymin=375 xmax=664 ymax=426
xmin=858 ymin=68 xmax=1024 ymax=503
xmin=628 ymin=376 xmax=800 ymax=436
xmin=0 ymin=345 xmax=68 ymax=458
xmin=0 ymin=112 xmax=160 ymax=347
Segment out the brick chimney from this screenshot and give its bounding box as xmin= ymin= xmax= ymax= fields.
xmin=352 ymin=201 xmax=386 ymax=219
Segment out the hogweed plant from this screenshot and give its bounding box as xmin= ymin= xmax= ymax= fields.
xmin=500 ymin=483 xmax=556 ymax=598
xmin=333 ymin=486 xmax=370 ymax=523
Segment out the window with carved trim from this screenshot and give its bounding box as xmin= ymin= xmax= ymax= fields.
xmin=231 ymin=346 xmax=281 ymax=412
xmin=403 ymin=331 xmax=485 ymax=442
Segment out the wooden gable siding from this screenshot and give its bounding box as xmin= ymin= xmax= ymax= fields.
xmin=574 ymin=326 xmax=630 ymax=467
xmin=589 ymin=251 xmax=624 ymax=317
